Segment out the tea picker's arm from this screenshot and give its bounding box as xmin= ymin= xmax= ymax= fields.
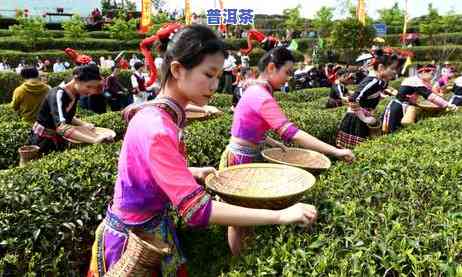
xmin=264 ymin=136 xmax=288 ymax=152
xmin=209 ymin=201 xmax=317 ymax=226
xmin=421 ymin=87 xmax=451 ymax=108
xmin=291 ymin=130 xmax=354 ymax=163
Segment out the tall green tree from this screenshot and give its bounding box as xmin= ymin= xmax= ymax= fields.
xmin=104 ymin=14 xmax=139 ymax=41
xmin=378 ymin=2 xmax=404 ymax=26
xmin=330 ymin=18 xmax=375 ymax=61
xmin=419 ymin=4 xmax=442 ymax=46
xmin=62 ymin=15 xmax=88 ymax=39
xmin=9 ymin=16 xmax=48 ymax=45
xmin=283 ymin=5 xmax=304 ymax=33
xmin=424 ymin=10 xmax=460 ymax=61
xmin=312 ymin=6 xmax=334 ymax=38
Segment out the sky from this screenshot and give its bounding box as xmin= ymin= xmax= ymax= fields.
xmin=1 ymin=0 xmax=460 ymax=19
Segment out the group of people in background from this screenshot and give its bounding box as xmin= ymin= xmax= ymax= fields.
xmin=0 ymin=58 xmax=71 ymax=74
xmin=0 ymin=53 xmax=148 ymax=75
xmin=7 ymin=52 xmax=165 ymax=119
xmin=9 ymin=46 xmax=461 ymax=147
xmin=325 ymin=50 xmax=460 ymax=149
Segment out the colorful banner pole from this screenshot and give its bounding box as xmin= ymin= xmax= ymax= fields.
xmin=356 ymin=0 xmax=366 ymax=25
xmin=402 ymin=0 xmax=409 ymax=38
xmin=219 ymin=0 xmax=227 ymax=33
xmin=185 ymin=0 xmax=192 ymax=25
xmin=139 ymin=0 xmax=152 ymax=33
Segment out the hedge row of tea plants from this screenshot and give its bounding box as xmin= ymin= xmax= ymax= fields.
xmin=0 ymin=29 xmax=112 ymax=39
xmin=0 ymin=33 xmax=314 ymax=52
xmin=0 ymin=85 xmax=339 ymax=171
xmin=0 ymin=89 xmax=350 ymax=274
xmin=213 ymin=112 xmax=462 ymax=276
xmin=0 ymin=46 xmax=304 ymax=69
xmin=1 ymin=102 xmax=460 ymax=275
xmin=0 ymin=83 xmax=459 ymax=275
xmin=383 ymin=32 xmax=462 ymax=47
xmin=0 ymin=37 xmax=140 ymax=52
xmin=0 ymin=81 xmax=404 ymax=170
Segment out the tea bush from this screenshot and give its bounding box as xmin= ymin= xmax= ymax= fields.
xmin=0 ymin=87 xmax=460 ymax=276
xmin=213 ymin=112 xmax=462 ymax=276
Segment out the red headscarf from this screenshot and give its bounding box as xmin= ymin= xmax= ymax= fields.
xmin=64 ymin=48 xmax=93 ymax=65
xmin=139 ymin=22 xmax=184 ymax=87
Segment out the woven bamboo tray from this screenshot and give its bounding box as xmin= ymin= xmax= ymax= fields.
xmin=186 ymin=106 xmax=223 ymax=123
xmin=65 ymin=127 xmax=116 ymax=144
xmin=205 ymin=163 xmax=315 ymax=210
xmin=417 ymin=101 xmax=445 ymax=114
xmin=185 ymin=111 xmax=209 ymax=120
xmin=261 ymin=148 xmax=331 ymax=174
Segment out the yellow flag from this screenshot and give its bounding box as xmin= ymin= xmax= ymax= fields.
xmin=402 ymin=0 xmax=409 ymax=36
xmin=185 ymin=0 xmax=192 ymax=25
xmin=139 ymin=0 xmax=152 ymax=33
xmin=402 ymin=56 xmax=412 ymax=75
xmin=356 ymin=0 xmax=366 ymax=25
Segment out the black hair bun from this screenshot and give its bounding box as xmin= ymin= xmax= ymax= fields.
xmin=73 ymin=63 xmax=102 ymax=82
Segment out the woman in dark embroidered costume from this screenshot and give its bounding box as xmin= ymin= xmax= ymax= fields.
xmin=336 ymin=53 xmax=398 ymax=149
xmin=325 ymin=68 xmax=354 ymax=108
xmin=28 ymin=64 xmax=111 ymax=154
xmin=382 ymin=64 xmax=458 ymax=133
xmin=87 ymin=25 xmax=319 ymax=277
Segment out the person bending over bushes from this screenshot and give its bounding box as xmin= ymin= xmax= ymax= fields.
xmin=28 ymin=64 xmax=113 ymax=154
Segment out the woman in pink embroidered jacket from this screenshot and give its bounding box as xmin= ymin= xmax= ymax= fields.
xmin=88 ymin=25 xmax=318 ymax=277
xmin=220 ymin=47 xmax=355 ymax=256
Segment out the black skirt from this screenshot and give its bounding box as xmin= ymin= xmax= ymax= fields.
xmin=232 ymin=86 xmax=244 ymax=107
xmin=336 ymin=113 xmax=369 ymax=149
xmin=27 ymin=131 xmax=68 ymax=154
xmin=450 ymin=95 xmax=462 ymax=106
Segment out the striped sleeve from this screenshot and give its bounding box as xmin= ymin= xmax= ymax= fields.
xmin=49 ymin=89 xmax=68 ymax=126
xmin=354 ymin=78 xmax=378 ymax=102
